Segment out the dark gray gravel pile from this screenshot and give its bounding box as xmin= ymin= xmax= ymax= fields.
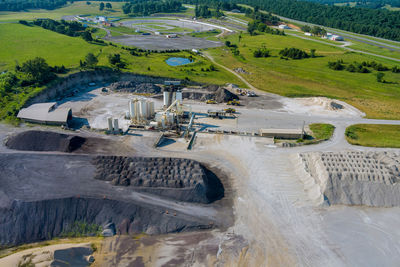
xmin=109 ymin=81 xmax=161 ymax=94
xmin=92 ymin=156 xmax=224 ymax=203
xmin=6 ymin=131 xmax=85 ymax=152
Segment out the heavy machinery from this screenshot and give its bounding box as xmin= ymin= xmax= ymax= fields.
xmin=227 ymin=100 xmax=240 ymax=106
xmin=224 ymin=108 xmax=236 ymax=113
xmin=206 ymin=100 xmax=217 ymax=104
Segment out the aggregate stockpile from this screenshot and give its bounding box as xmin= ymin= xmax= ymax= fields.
xmin=0 ymin=153 xmax=226 ymax=246
xmin=6 ymin=130 xmax=85 ymax=152
xmin=300 ymin=152 xmax=400 ymax=207
xmin=108 ymin=81 xmax=162 ymax=94
xmin=92 ymin=156 xmax=224 ymax=203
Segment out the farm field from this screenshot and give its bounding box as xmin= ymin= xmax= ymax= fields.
xmin=345 ymin=124 xmax=400 ymax=148
xmin=209 ymin=33 xmax=400 ymax=119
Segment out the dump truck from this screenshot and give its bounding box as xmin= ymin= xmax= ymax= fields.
xmin=206 ymin=100 xmax=217 ymax=104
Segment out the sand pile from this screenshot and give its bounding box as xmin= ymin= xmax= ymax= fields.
xmin=109 ymin=81 xmax=161 ymax=94
xmin=92 ymin=156 xmax=224 ymax=203
xmin=6 ymin=131 xmax=85 ymax=152
xmin=299 ymin=151 xmax=400 ymax=207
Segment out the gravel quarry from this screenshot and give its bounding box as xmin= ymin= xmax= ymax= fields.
xmin=300 ymin=151 xmax=400 ymax=207
xmin=1 ymin=76 xmax=400 ymax=265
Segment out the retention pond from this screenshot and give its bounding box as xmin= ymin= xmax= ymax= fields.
xmin=165 ymin=57 xmax=193 ymax=66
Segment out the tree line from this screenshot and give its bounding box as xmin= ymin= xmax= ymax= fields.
xmin=185 ymin=0 xmax=400 ymax=41
xmin=0 ymin=0 xmax=67 ymax=11
xmin=122 ymin=0 xmax=183 ymax=16
xmin=300 ymin=0 xmax=400 ymax=9
xmin=195 ymin=5 xmax=224 ymax=18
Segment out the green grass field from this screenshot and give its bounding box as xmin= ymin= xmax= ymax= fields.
xmin=0 ymin=1 xmax=127 ymax=22
xmin=0 ymin=23 xmax=102 ymax=69
xmin=309 ymin=123 xmax=335 ymax=140
xmin=0 ymin=23 xmax=245 ymax=86
xmin=209 ymin=33 xmax=400 ymax=119
xmin=345 ymin=124 xmax=400 ymax=148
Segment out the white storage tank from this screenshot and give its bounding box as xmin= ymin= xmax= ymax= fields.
xmin=108 ymin=117 xmax=113 ymax=131
xmin=172 ymin=92 xmax=176 ymax=103
xmin=139 ymin=99 xmax=147 ymax=119
xmin=113 ymin=118 xmax=119 ymax=132
xmin=147 ymin=101 xmax=155 ymax=118
xmin=176 ymin=90 xmax=182 ymax=102
xmin=129 ymin=100 xmax=135 ymax=118
xmin=163 ymin=91 xmax=170 ymax=106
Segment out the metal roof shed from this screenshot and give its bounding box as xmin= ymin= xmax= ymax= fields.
xmin=17 ymin=102 xmax=72 ymax=126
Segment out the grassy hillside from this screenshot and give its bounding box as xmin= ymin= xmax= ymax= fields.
xmin=345 ymin=124 xmax=400 ymax=148
xmin=0 ymin=23 xmax=244 ymax=86
xmin=0 ymin=23 xmax=100 ymax=69
xmin=209 ymin=33 xmax=400 ymax=119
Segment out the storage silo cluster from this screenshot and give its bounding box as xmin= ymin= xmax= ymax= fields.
xmin=128 ymin=98 xmax=155 ymax=121
xmin=163 ymin=89 xmax=182 ymax=107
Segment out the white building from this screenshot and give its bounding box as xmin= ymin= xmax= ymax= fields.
xmin=278 ymin=24 xmax=291 ymax=29
xmin=330 ymin=35 xmax=344 ymax=41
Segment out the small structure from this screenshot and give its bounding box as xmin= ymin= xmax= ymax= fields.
xmin=330 ymin=35 xmax=344 ymax=41
xmin=259 ymin=128 xmax=304 ymax=139
xmin=17 ymin=102 xmax=72 ymax=126
xmin=207 ymin=110 xmax=226 ymax=119
xmin=164 ymin=80 xmax=181 ymax=86
xmin=278 ymin=24 xmax=291 ymax=30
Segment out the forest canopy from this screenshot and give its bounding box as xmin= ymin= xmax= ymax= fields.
xmin=0 ymin=0 xmax=67 ymax=11
xmin=184 ymin=0 xmax=400 ymax=41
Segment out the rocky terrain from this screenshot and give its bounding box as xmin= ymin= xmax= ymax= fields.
xmin=0 ymin=153 xmax=227 ymax=246
xmin=108 ymin=81 xmax=162 ymax=94
xmin=182 ymin=85 xmax=238 ymax=103
xmin=300 ymin=151 xmax=400 ymax=207
xmin=92 ymin=156 xmax=224 ymax=203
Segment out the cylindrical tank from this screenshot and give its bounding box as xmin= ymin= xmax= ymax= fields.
xmin=163 ymin=91 xmax=170 ymax=107
xmin=139 ymin=99 xmax=147 ymax=119
xmin=176 ymin=90 xmax=182 ymax=102
xmin=134 ymin=99 xmax=140 ymax=120
xmin=108 ymin=117 xmax=113 ymax=131
xmin=129 ymin=100 xmax=135 ymax=118
xmin=172 ymin=92 xmax=176 ymax=103
xmin=147 ymin=101 xmax=155 ymax=118
xmin=113 ymin=118 xmax=119 ymax=132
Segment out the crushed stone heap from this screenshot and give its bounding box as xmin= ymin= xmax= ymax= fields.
xmin=108 ymin=81 xmax=161 ymax=94
xmin=299 ymin=151 xmax=400 ymax=207
xmin=92 ymin=156 xmax=224 ymax=203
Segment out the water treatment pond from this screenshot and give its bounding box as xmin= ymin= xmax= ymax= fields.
xmin=165 ymin=57 xmax=193 ymax=66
